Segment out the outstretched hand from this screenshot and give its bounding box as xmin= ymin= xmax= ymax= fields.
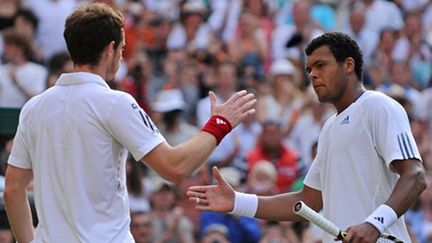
xmin=186 ymin=166 xmax=235 ymax=212
xmin=210 ymin=90 xmax=256 ymax=128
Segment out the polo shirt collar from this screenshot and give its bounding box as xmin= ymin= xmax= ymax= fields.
xmin=55 ymin=72 xmax=109 ymax=88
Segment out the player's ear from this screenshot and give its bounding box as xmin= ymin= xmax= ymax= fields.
xmin=103 ymin=41 xmax=115 ymax=57
xmin=343 ymin=57 xmax=355 ymax=75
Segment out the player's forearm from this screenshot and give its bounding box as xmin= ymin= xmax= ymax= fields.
xmin=170 ymin=132 xmax=217 ymax=178
xmin=386 ymin=160 xmax=426 ymax=217
xmin=3 ymin=189 xmax=35 ymax=242
xmin=146 ymin=132 xmax=217 ymax=184
xmin=255 ymin=192 xmax=306 ymax=221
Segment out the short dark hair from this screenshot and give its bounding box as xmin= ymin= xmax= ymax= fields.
xmin=63 ymin=3 xmax=124 ymax=66
xmin=15 ymin=8 xmax=39 ymax=30
xmin=305 ymin=32 xmax=364 ymax=81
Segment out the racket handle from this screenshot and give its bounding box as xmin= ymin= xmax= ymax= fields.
xmin=293 ymin=201 xmax=346 ymax=240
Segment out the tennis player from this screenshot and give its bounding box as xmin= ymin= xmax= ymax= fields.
xmin=187 ymin=32 xmax=426 ymax=243
xmin=3 ymin=3 xmax=256 ymax=243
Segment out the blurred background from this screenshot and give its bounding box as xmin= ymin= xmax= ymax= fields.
xmin=0 ymin=0 xmax=431 ymax=242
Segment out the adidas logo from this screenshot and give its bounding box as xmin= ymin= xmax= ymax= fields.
xmin=341 ymin=115 xmax=350 ymax=125
xmin=374 ymin=217 xmax=384 ymax=224
xmin=216 ymin=118 xmax=227 ymax=125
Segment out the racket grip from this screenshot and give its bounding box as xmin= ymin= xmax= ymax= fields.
xmin=293 ymin=201 xmax=346 ymax=240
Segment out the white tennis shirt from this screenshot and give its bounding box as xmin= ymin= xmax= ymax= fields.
xmin=304 ymin=91 xmax=420 ymax=243
xmin=8 ymin=72 xmax=165 ymax=243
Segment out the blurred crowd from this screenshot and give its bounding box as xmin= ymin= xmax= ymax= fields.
xmin=0 ymin=0 xmax=431 ymax=242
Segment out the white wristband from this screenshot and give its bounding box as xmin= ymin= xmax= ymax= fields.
xmin=228 ymin=192 xmax=258 ymax=218
xmin=364 ymin=204 xmax=398 ymax=234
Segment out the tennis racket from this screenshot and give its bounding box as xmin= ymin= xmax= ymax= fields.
xmin=293 ymin=201 xmax=404 ymax=243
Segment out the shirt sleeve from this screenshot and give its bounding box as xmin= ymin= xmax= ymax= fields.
xmin=105 ymin=93 xmax=165 ymax=161
xmin=368 ymin=95 xmax=422 ymax=169
xmin=8 ymin=109 xmax=32 ymax=169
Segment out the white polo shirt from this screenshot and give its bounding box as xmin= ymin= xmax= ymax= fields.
xmin=304 ymin=91 xmax=420 ymax=243
xmin=8 ymin=72 xmax=165 ymax=243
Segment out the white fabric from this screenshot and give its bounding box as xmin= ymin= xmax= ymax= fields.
xmin=0 ymin=63 xmax=47 ymax=108
xmin=258 ymin=94 xmax=301 ymax=130
xmin=400 ymin=0 xmax=429 ymax=12
xmin=392 ymin=37 xmax=432 ymax=64
xmin=418 ymin=87 xmax=432 ymax=138
xmin=363 ymin=0 xmax=404 ymax=34
xmin=365 ymin=204 xmax=398 ymax=234
xmin=167 ymin=23 xmax=213 ymax=50
xmin=304 ymin=91 xmax=420 ymax=243
xmin=285 ymin=112 xmax=328 ymax=169
xmin=8 ymin=72 xmax=165 ymax=243
xmin=229 ymin=192 xmax=258 ymax=218
xmin=24 ymin=0 xmax=76 ymax=60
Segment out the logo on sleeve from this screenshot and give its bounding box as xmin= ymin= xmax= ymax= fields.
xmin=373 ymin=217 xmax=384 ymax=224
xmin=131 ymin=103 xmax=138 ymax=109
xmin=340 ymin=115 xmax=350 ymax=125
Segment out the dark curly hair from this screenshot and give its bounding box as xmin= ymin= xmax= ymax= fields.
xmin=305 ymin=32 xmax=363 ymax=81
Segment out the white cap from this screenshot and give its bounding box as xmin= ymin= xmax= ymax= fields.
xmin=152 ymin=89 xmax=185 ymax=113
xmin=270 ymin=59 xmax=295 ymax=77
xmin=182 ymin=1 xmax=208 ymax=15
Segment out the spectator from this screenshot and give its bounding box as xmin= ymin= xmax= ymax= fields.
xmin=126 ymin=156 xmax=152 ymax=213
xmin=152 ymin=88 xmax=199 ymax=146
xmin=240 ymin=160 xmax=279 ymax=196
xmin=0 ymin=28 xmax=47 ymax=108
xmin=130 ymin=211 xmax=154 ymax=243
xmin=0 ymin=0 xmax=20 ymax=31
xmin=227 ymin=11 xmax=268 ymax=78
xmin=45 ymin=51 xmax=73 ymax=88
xmin=393 ymin=12 xmax=432 ymax=89
xmin=246 ymin=120 xmax=300 ymax=192
xmin=343 ymin=5 xmax=378 ymax=64
xmin=167 ymin=1 xmax=215 ymax=52
xmin=150 ymin=178 xmax=195 ymax=243
xmin=285 ymin=87 xmax=333 ymax=170
xmin=256 ymin=58 xmax=302 ymax=134
xmin=176 ymin=164 xmax=210 ymax=237
xmin=271 ymin=0 xmax=324 ymax=64
xmin=119 ymin=50 xmax=154 ymax=112
xmin=200 ymin=223 xmax=230 ymax=243
xmin=353 ymin=0 xmax=404 ymax=35
xmin=23 ymin=0 xmax=76 ymax=61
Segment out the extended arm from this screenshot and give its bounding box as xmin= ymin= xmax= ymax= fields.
xmin=3 ymin=165 xmax=35 ymax=242
xmin=142 ymin=91 xmax=256 ymax=183
xmin=187 ymin=166 xmax=323 ymax=222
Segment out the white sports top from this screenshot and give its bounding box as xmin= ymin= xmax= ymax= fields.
xmin=304 ymin=90 xmax=420 ymax=243
xmin=8 ymin=72 xmax=165 ymax=243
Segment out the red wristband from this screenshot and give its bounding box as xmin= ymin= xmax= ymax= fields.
xmin=201 ymin=115 xmax=232 ymax=145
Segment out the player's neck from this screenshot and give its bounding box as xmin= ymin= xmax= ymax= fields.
xmin=334 ymin=84 xmax=365 ymax=114
xmin=74 ymin=64 xmax=108 ymax=81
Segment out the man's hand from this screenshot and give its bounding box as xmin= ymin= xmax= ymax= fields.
xmin=343 ymin=222 xmax=380 ymax=243
xmin=210 ymin=90 xmax=256 ymax=128
xmin=186 ymin=166 xmax=235 ymax=213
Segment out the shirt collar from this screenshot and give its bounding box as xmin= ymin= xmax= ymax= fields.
xmin=55 ymin=72 xmax=109 ymax=88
